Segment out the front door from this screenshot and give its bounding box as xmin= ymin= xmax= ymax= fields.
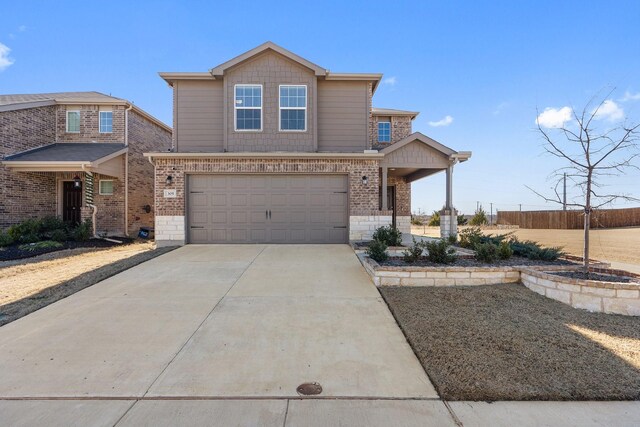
xmin=63 ymin=181 xmax=82 ymax=224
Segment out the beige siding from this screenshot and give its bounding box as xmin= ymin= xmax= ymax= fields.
xmin=317 ymin=81 xmax=368 ymax=152
xmin=176 ymin=80 xmax=224 ymax=152
xmin=383 ymin=141 xmax=450 ymax=168
xmin=224 ymin=51 xmax=316 ymax=152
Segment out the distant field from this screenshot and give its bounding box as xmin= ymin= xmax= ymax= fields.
xmin=412 ymin=226 xmax=640 ymax=266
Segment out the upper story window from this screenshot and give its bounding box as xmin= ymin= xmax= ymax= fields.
xmin=279 ymin=85 xmax=307 ymax=131
xmin=234 ymin=84 xmax=262 ymax=131
xmin=378 ymin=122 xmax=391 ymax=143
xmin=66 ymin=111 xmax=80 ymax=133
xmin=99 ymin=111 xmax=113 ymax=133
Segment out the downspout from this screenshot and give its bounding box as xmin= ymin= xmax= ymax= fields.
xmin=123 ymin=103 xmax=133 ymax=236
xmin=82 ymin=166 xmax=98 ymax=238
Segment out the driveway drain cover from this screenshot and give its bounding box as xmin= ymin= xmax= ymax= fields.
xmin=296 ymin=382 xmax=322 ymax=396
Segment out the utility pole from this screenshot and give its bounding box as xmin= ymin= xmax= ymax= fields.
xmin=519 ymin=204 xmax=522 ymax=212
xmin=490 ymin=203 xmax=493 ymax=226
xmin=476 ymin=201 xmax=480 ymax=212
xmin=563 ymin=173 xmax=567 ymax=211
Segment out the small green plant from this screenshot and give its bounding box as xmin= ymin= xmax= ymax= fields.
xmin=411 ymin=216 xmax=423 ymax=226
xmin=427 ymin=210 xmax=440 ymax=226
xmin=423 ymin=239 xmax=457 ymax=264
xmin=40 ymin=215 xmax=66 ymax=233
xmin=469 ymin=205 xmax=488 ymax=226
xmin=497 ymin=241 xmax=514 ymax=260
xmin=508 ymin=238 xmax=563 ymax=261
xmin=71 ymin=219 xmax=93 ymax=241
xmin=49 ymin=228 xmax=68 ymax=242
xmin=371 ymin=225 xmax=403 ymax=247
xmin=8 ymin=218 xmax=43 ymax=242
xmin=458 ymin=226 xmax=483 ymax=249
xmin=475 ymin=242 xmax=498 ymax=263
xmin=366 ymin=239 xmax=389 ymax=263
xmin=457 ymin=214 xmax=468 ymax=225
xmin=447 ymin=234 xmax=457 ymax=245
xmin=0 ymin=232 xmax=14 ymax=247
xmin=18 ymin=240 xmax=63 ymax=252
xmin=402 ymin=237 xmax=423 ymax=263
xmin=19 ymin=233 xmax=41 ymax=244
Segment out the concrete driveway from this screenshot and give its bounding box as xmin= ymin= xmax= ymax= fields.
xmin=0 ymin=244 xmax=449 ymax=426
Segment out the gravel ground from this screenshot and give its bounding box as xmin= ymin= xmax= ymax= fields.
xmin=0 ymin=242 xmax=176 ymax=326
xmin=381 ymin=256 xmax=576 ymax=268
xmin=551 ymin=271 xmax=640 ymax=284
xmin=380 ymin=283 xmax=640 ymax=401
xmin=0 ymin=238 xmax=135 ymax=261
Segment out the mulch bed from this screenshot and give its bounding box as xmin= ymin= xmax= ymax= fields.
xmin=380 ymin=283 xmax=640 ymax=401
xmin=380 ymin=255 xmax=576 ymax=268
xmin=0 ymin=237 xmax=135 ymax=261
xmin=550 ymin=271 xmax=640 ymax=284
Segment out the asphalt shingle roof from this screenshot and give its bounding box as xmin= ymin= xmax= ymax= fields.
xmin=4 ymin=143 xmax=126 ymax=162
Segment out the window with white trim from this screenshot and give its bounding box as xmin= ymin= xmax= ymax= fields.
xmin=378 ymin=121 xmax=391 ymax=143
xmin=234 ymin=84 xmax=262 ymax=131
xmin=99 ymin=180 xmax=114 ymax=195
xmin=66 ymin=111 xmax=80 ymax=133
xmin=99 ymin=111 xmax=113 ymax=133
xmin=279 ymin=85 xmax=307 ymax=131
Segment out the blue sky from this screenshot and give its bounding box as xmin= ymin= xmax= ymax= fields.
xmin=2 ymin=0 xmax=639 ymax=215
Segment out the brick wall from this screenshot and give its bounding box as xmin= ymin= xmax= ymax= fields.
xmin=0 ymin=106 xmax=58 ymax=229
xmin=56 ymin=105 xmax=126 ymax=142
xmin=388 ymin=175 xmax=411 ymax=216
xmin=369 ymin=115 xmax=413 ymax=149
xmin=126 ymin=110 xmax=172 ymax=234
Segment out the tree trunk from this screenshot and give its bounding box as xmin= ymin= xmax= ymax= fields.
xmin=583 ymin=209 xmax=590 ymax=271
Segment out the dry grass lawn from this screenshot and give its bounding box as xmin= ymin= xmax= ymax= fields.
xmin=412 ymin=226 xmax=640 ymax=265
xmin=0 ymin=242 xmax=175 ymax=326
xmin=381 ymin=284 xmax=640 ymax=401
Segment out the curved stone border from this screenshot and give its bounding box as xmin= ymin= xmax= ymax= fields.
xmin=521 ymin=268 xmax=640 ymax=316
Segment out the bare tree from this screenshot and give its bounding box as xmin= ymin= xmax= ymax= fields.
xmin=528 ymin=93 xmax=640 ymax=269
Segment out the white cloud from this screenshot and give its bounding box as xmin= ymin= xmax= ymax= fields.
xmin=493 ymin=101 xmax=509 ymax=115
xmin=620 ymin=91 xmax=640 ymax=102
xmin=428 ymin=115 xmax=454 ymax=127
xmin=0 ymin=42 xmax=15 ymax=71
xmin=18 ymin=25 xmax=27 ymax=32
xmin=536 ymin=106 xmax=572 ymax=128
xmin=593 ymin=100 xmax=624 ymax=122
xmin=381 ymin=76 xmax=397 ymax=86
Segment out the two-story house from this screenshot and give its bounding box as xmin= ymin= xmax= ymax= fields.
xmin=146 ymin=42 xmax=470 ymax=246
xmin=0 ymin=92 xmax=172 ymax=236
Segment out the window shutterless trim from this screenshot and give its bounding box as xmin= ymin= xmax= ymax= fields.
xmin=378 ymin=121 xmax=391 ymax=143
xmin=278 ymin=84 xmax=307 ymax=132
xmin=234 ymin=84 xmax=263 ymax=132
xmin=66 ymin=110 xmax=80 ymax=133
xmin=99 ymin=111 xmax=113 ymax=134
xmin=98 ymin=179 xmax=114 ymax=195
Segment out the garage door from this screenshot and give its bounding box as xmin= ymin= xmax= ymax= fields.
xmin=187 ymin=174 xmax=348 ymax=243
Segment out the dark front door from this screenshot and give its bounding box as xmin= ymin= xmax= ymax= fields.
xmin=63 ymin=181 xmax=82 ymax=224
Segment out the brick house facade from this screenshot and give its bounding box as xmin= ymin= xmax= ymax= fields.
xmin=147 ymin=42 xmax=470 ymax=245
xmin=1 ymin=92 xmax=172 ymax=236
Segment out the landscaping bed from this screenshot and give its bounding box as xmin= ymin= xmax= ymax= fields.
xmin=550 ymin=270 xmax=640 ymax=284
xmin=0 ymin=237 xmax=135 ymax=261
xmin=380 ymin=283 xmax=640 ymax=401
xmin=380 ymin=255 xmax=576 ymax=268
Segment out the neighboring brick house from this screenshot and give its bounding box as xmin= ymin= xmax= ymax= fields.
xmin=146 ymin=42 xmax=470 ymax=246
xmin=0 ymin=92 xmax=172 ymax=236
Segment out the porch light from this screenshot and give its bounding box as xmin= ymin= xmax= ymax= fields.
xmin=73 ymin=175 xmax=82 ymax=189
xmin=362 ymin=175 xmax=368 ymax=186
xmin=166 ymin=175 xmax=173 ymax=185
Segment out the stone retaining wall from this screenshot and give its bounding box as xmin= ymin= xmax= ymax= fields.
xmin=521 ymin=268 xmax=640 ymax=316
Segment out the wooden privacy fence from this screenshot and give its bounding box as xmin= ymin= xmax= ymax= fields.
xmin=497 ymin=207 xmax=640 ymax=229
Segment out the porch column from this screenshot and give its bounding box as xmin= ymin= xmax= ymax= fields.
xmin=441 ymin=162 xmax=458 ymax=238
xmin=445 ymin=164 xmax=453 ymax=210
xmin=381 ymin=166 xmax=388 ymax=210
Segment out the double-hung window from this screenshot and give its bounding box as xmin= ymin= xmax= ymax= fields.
xmin=99 ymin=180 xmax=114 ymax=196
xmin=279 ymin=85 xmax=307 ymax=131
xmin=66 ymin=111 xmax=80 ymax=133
xmin=99 ymin=111 xmax=113 ymax=133
xmin=234 ymin=84 xmax=262 ymax=131
xmin=378 ymin=122 xmax=391 ymax=143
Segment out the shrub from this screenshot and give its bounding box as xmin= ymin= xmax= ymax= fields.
xmin=372 ymin=225 xmax=403 ymax=247
xmin=366 ymin=239 xmax=389 ymax=263
xmin=447 ymin=234 xmax=457 ymax=245
xmin=475 ymin=242 xmax=498 ymax=263
xmin=20 ymin=233 xmax=41 ymax=244
xmin=457 ymin=214 xmax=468 ymax=225
xmin=458 ymin=226 xmax=483 ymax=249
xmin=402 ymin=237 xmax=423 ymax=263
xmin=49 ymin=228 xmax=68 ymax=242
xmin=497 ymin=241 xmax=514 ymax=260
xmin=71 ymin=219 xmax=93 ymax=241
xmin=469 ymin=205 xmax=488 ymax=226
xmin=18 ymin=240 xmax=63 ymax=252
xmin=8 ymin=218 xmax=43 ymax=242
xmin=509 ymin=238 xmax=563 ymax=261
xmin=0 ymin=232 xmax=14 ymax=247
xmin=41 ymin=215 xmax=66 ymax=233
xmin=428 ymin=211 xmax=440 ymax=226
xmin=424 ymin=239 xmax=457 ymax=264
xmin=411 ymin=216 xmax=423 ymax=226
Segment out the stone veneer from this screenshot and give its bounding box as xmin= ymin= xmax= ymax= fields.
xmin=521 ymin=268 xmax=640 ymax=316
xmin=396 ymin=215 xmax=411 ymax=234
xmin=349 ymin=214 xmax=392 ymax=241
xmin=440 ymin=208 xmax=458 ymax=238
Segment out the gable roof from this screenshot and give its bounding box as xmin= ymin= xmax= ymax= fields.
xmin=209 ymin=41 xmax=327 ymax=77
xmin=380 ymin=132 xmax=471 ymax=162
xmin=0 ymin=91 xmax=171 ymax=133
